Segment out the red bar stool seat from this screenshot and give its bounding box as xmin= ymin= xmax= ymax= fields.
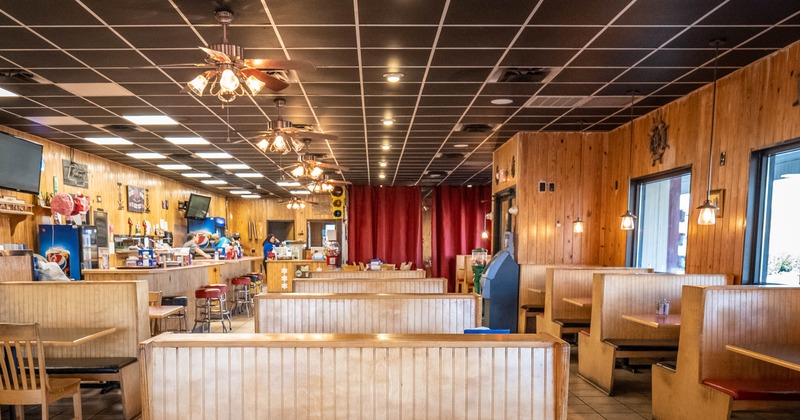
xmin=193 ymin=287 xmax=227 ymax=333
xmin=231 ymin=277 xmax=253 ymax=317
xmin=203 ymin=284 xmax=232 ymax=331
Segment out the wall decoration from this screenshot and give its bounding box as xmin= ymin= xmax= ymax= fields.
xmin=127 ymin=185 xmax=145 ymax=213
xmin=709 ymin=189 xmax=725 ymax=218
xmin=145 ymin=188 xmax=151 ymax=213
xmin=61 ymin=159 xmax=89 ymax=188
xmin=162 ymin=200 xmax=169 ymax=210
xmin=511 ymin=155 xmax=516 ymax=178
xmin=117 ymin=182 xmax=124 ymax=210
xmin=94 ymin=210 xmax=108 ymax=246
xmin=96 ymin=195 xmax=102 ymax=203
xmin=648 ymin=112 xmax=669 ymax=166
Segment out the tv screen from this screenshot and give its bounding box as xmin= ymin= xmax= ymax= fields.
xmin=0 ymin=133 xmax=43 ymax=195
xmin=184 ymin=193 xmax=211 ymax=219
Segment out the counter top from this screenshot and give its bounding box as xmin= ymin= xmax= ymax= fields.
xmin=265 ymin=259 xmax=326 ymax=263
xmin=84 ymin=255 xmax=262 ymax=274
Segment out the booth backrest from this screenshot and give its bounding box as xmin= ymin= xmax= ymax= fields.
xmin=0 ymin=281 xmax=149 ymax=358
xmin=0 ymin=250 xmax=35 ymax=282
xmin=255 ymin=293 xmax=480 ymax=334
xmin=679 ymin=285 xmax=800 ymax=382
xmin=309 ymin=269 xmax=426 ymax=279
xmin=139 ymin=333 xmax=570 ymax=420
xmin=293 ymin=277 xmax=447 ymax=294
xmin=592 ymin=273 xmax=731 ymax=342
xmin=518 ymin=265 xmax=589 ymax=310
xmin=545 ymin=267 xmax=651 ymax=321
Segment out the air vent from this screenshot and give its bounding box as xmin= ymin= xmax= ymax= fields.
xmin=426 ymin=170 xmax=449 ymax=178
xmin=101 ymin=124 xmax=144 ymax=132
xmin=488 ymin=67 xmax=557 ymax=84
xmin=526 ymin=96 xmax=587 ymax=108
xmin=456 ymin=123 xmax=495 ymax=133
xmin=0 ymin=69 xmax=50 ymax=84
xmin=435 ymin=152 xmax=467 ymax=160
xmin=581 ymin=96 xmax=643 ymax=108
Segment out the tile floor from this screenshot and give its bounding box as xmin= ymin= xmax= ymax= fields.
xmin=3 ymin=316 xmax=798 ymax=419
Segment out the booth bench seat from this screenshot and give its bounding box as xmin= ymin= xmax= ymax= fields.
xmin=702 ymin=378 xmax=800 ymax=401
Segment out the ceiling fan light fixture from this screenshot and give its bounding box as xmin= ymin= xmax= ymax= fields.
xmin=270 ymin=134 xmax=287 ymax=153
xmin=291 ymin=165 xmax=306 ymax=178
xmin=256 ymin=138 xmax=268 ymax=151
xmin=244 ymin=74 xmax=266 ymax=96
xmin=310 ymin=166 xmax=324 ymax=179
xmin=219 ymin=68 xmax=240 ymax=91
xmin=187 ymin=71 xmax=212 ymax=96
xmin=216 ymin=88 xmax=237 ymax=103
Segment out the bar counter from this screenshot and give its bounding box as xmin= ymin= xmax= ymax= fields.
xmin=84 ymin=256 xmax=261 ymax=325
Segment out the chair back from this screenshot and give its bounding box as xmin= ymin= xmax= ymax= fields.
xmin=0 ymin=323 xmax=48 ymax=396
xmin=400 ymin=262 xmax=413 ymax=271
xmin=357 ymin=262 xmax=365 ymax=271
xmin=342 ymin=265 xmax=358 ymax=272
xmin=148 ymin=291 xmax=162 ymax=307
xmin=381 ymin=264 xmax=396 ymax=271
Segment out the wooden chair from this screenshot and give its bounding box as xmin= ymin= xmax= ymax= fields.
xmin=455 ymin=255 xmax=474 ymax=293
xmin=381 ymin=264 xmax=396 ymax=271
xmin=399 ymin=261 xmax=413 ymax=271
xmin=341 ymin=265 xmax=358 ymax=272
xmin=357 ymin=262 xmax=365 ymax=271
xmin=0 ymin=323 xmax=83 ymax=419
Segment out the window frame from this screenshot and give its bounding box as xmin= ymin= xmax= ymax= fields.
xmin=626 ymin=165 xmax=692 ymax=270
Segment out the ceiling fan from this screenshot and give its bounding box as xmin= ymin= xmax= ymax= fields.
xmin=282 ymin=153 xmax=348 ymax=180
xmin=306 ymin=175 xmax=351 ymax=194
xmin=178 ymin=9 xmax=315 ymax=103
xmin=248 ymin=98 xmax=338 ymax=153
xmin=278 ymin=196 xmax=317 ymax=210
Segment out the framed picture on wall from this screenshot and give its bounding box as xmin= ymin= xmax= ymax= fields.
xmin=127 ymin=185 xmax=145 ymax=213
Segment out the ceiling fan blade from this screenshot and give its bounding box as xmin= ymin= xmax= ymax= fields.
xmin=289 ymin=131 xmax=339 ymax=141
xmin=241 ymin=68 xmax=288 ymax=92
xmin=199 ymin=46 xmax=232 ymax=64
xmin=317 ymin=162 xmax=348 ymax=171
xmin=244 ymin=58 xmax=316 ymax=72
xmin=279 ymin=163 xmax=302 ymax=171
xmin=154 ymin=63 xmax=215 ymax=68
xmin=325 ymin=179 xmax=352 ymax=185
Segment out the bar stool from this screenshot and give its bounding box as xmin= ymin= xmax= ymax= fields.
xmin=162 ymin=295 xmax=188 ymax=332
xmin=193 ymin=287 xmax=226 ymax=333
xmin=204 ymin=284 xmax=232 ymax=331
xmin=231 ymin=276 xmax=253 ymax=317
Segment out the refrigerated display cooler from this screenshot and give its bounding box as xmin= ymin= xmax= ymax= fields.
xmin=38 ymin=224 xmax=98 ymax=280
xmin=187 ymin=217 xmax=226 ymax=251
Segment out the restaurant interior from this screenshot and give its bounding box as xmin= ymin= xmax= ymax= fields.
xmin=1 ymin=1 xmax=800 ymax=419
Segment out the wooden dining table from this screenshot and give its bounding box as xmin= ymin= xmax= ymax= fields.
xmin=622 ymin=314 xmax=681 ymax=329
xmin=563 ymin=297 xmax=592 ymax=308
xmin=726 ymin=343 xmax=800 ymax=372
xmin=149 ymin=305 xmax=186 ymax=335
xmin=39 ymin=327 xmax=118 ymax=346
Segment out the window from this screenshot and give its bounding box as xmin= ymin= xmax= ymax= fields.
xmin=745 ymin=143 xmax=800 ymax=285
xmin=631 ymin=169 xmax=691 ymax=273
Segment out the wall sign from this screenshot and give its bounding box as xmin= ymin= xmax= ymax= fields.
xmin=127 ymin=185 xmax=145 ymax=213
xmin=62 ymin=159 xmax=89 ymax=188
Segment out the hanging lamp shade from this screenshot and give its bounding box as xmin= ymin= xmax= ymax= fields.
xmin=696 ymin=38 xmax=725 ymax=226
xmin=620 ymin=210 xmax=637 ymax=231
xmin=573 ymin=217 xmax=585 ymax=233
xmin=697 ymin=199 xmax=718 ymax=225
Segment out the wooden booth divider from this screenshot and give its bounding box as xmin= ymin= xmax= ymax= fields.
xmin=139 ymin=332 xmax=570 ymax=420
xmin=652 ymin=285 xmax=800 ymax=420
xmin=577 ymin=273 xmax=731 ymax=395
xmin=0 ymin=280 xmax=149 ymax=419
xmin=309 ymin=269 xmax=426 ymax=279
xmin=0 ymin=249 xmax=35 ymax=282
xmin=536 ymin=267 xmax=652 ymax=338
xmin=255 ymin=293 xmax=480 ymax=334
xmin=293 ymin=277 xmax=448 ymax=294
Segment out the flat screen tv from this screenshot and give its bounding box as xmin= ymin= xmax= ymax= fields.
xmin=0 ymin=133 xmax=43 ymax=195
xmin=184 ymin=193 xmax=211 ymax=219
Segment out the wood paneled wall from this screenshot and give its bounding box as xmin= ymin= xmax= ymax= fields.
xmin=598 ymin=41 xmax=800 ymax=278
xmin=0 ymin=126 xmax=226 ymax=249
xmin=293 ymin=277 xmax=447 ymax=294
xmin=254 ymin=293 xmax=480 ymax=334
xmin=227 ymin=197 xmax=309 ymax=256
xmin=140 ymin=333 xmax=570 ymax=420
xmin=0 ymin=280 xmax=148 ymax=358
xmin=498 ymin=41 xmax=800 ymax=281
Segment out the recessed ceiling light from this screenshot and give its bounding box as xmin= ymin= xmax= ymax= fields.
xmin=491 ymin=98 xmax=514 ymax=105
xmin=381 ymin=144 xmax=391 ymax=150
xmin=231 ymin=190 xmax=251 ymax=195
xmin=453 ymin=144 xmax=469 ymax=148
xmin=381 ymin=118 xmax=395 ymax=126
xmin=276 ymin=181 xmax=301 ymax=187
xmin=241 ymin=194 xmax=261 ymax=199
xmin=165 ymin=136 xmax=209 ymax=145
xmin=181 ymin=172 xmax=211 ymax=178
xmin=126 ymin=152 xmax=166 ymax=159
xmin=378 ymin=173 xmax=386 ymax=179
xmin=57 ymin=83 xmax=135 ymax=97
xmin=378 ymin=161 xmax=388 ymax=167
xmin=158 ymin=164 xmax=191 ymax=170
xmin=467 ymin=184 xmax=473 ymax=188
xmin=290 ymin=190 xmax=311 ymax=195
xmin=0 ymin=87 xmax=18 ymax=97
xmin=235 ymin=172 xmax=263 ymax=178
xmin=201 ymin=180 xmax=227 ymax=185
xmin=123 ymin=115 xmax=178 ymax=125
xmin=217 ymin=163 xmax=250 ymax=170
xmin=86 ymin=137 xmax=132 ymax=145
xmin=196 ymin=152 xmax=232 ymax=159
xmin=383 ymin=73 xmax=404 ymax=83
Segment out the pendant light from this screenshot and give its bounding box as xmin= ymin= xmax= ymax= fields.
xmin=573 ymin=121 xmax=586 ymax=233
xmin=697 ymin=39 xmax=725 ymax=226
xmin=620 ymin=90 xmax=638 ymax=231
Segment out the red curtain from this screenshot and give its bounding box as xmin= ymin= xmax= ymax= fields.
xmin=347 ymin=186 xmax=423 ymax=268
xmin=432 ymin=186 xmax=492 ymax=291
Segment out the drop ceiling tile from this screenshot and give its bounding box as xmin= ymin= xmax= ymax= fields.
xmin=83 ymin=0 xmax=186 ymax=25
xmin=360 ymin=26 xmax=439 ymax=49
xmin=278 ymin=26 xmax=358 ymax=48
xmin=426 ymin=67 xmax=492 ymax=83
xmin=480 ymin=82 xmax=543 ymax=96
xmin=299 ymin=67 xmax=361 ymax=83
xmin=304 ymin=82 xmax=363 ymax=96
xmin=570 ymin=49 xmax=651 ymax=67
xmin=700 ymin=0 xmax=800 ymax=25
xmin=267 ymin=0 xmax=355 ymax=24
xmin=528 ymin=0 xmax=631 ymax=25
xmin=430 ymin=49 xmax=505 ymax=67
xmin=422 ymin=83 xmax=481 ymax=96
xmin=515 ymin=26 xmax=602 ymax=49
xmin=1 ymin=0 xmax=100 ymax=25
xmin=68 ymin=50 xmax=153 ymax=68
xmin=666 ymin=26 xmax=766 ymax=50
xmin=445 ymin=0 xmax=536 ymax=25
xmin=286 ymin=48 xmax=359 ymax=67
xmin=740 ymin=26 xmax=800 ymax=49
xmin=590 ymin=26 xmax=685 ymax=49
xmin=27 ymin=68 xmax=108 ymax=84
xmin=438 ymin=26 xmax=520 ymax=48
xmin=501 ymin=48 xmax=577 ymax=67
xmin=360 ymin=49 xmax=432 ymax=68
xmin=614 ymin=0 xmax=720 ymax=25
xmin=538 ymin=82 xmax=604 ymax=96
